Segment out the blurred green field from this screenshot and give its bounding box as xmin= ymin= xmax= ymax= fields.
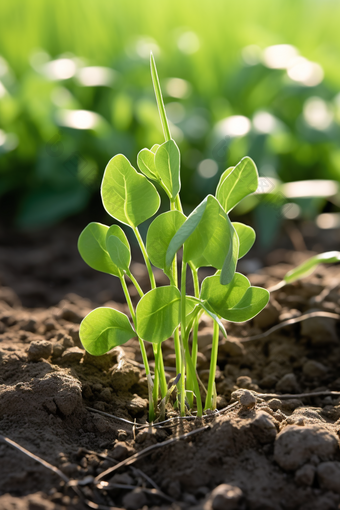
xmin=0 ymin=0 xmax=340 ymax=232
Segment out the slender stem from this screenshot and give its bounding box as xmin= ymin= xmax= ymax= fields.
xmin=175 ymin=194 xmax=183 ymax=213
xmin=190 ymin=266 xmax=200 ymax=370
xmin=154 ymin=344 xmax=167 ymax=398
xmin=205 ymin=320 xmax=220 ymax=411
xmin=120 ymin=276 xmax=154 ymax=420
xmin=179 ymin=261 xmax=187 ymax=416
xmin=150 ymin=52 xmax=171 ymax=143
xmin=173 ymin=328 xmax=182 ymax=383
xmin=182 ymin=332 xmax=203 ymax=417
xmin=126 ymin=270 xmax=144 ymax=298
xmin=133 ymin=227 xmax=156 ymax=290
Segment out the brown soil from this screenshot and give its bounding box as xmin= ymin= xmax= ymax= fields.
xmin=0 ymin=223 xmax=340 ymax=510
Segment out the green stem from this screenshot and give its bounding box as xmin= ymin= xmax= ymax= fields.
xmin=190 ymin=266 xmax=200 ymax=370
xmin=150 ymin=52 xmax=171 ymax=143
xmin=205 ymin=320 xmax=220 ymax=411
xmin=154 ymin=343 xmax=167 ymax=398
xmin=179 ymin=261 xmax=187 ymax=416
xmin=120 ymin=276 xmax=154 ymax=421
xmin=126 ymin=270 xmax=144 ymax=298
xmin=182 ymin=332 xmax=202 ymax=417
xmin=133 ymin=227 xmax=156 ymax=290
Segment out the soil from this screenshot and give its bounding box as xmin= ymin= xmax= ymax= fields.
xmin=0 ymin=221 xmax=340 ymax=510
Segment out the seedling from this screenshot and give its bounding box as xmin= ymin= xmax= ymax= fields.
xmin=78 ymin=54 xmax=270 ymax=421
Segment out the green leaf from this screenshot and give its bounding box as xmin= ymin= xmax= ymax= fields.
xmin=80 ymin=307 xmax=136 ymax=356
xmin=101 ymin=154 xmax=160 ymax=227
xmin=137 ymin=148 xmax=158 ymax=180
xmin=220 ymin=222 xmax=239 ymax=284
xmin=233 ymin=222 xmax=256 ymax=259
xmin=166 ymin=195 xmax=236 ymax=278
xmin=154 ymin=139 xmax=181 ymax=199
xmin=106 ymin=235 xmax=131 ymax=273
xmin=146 ymin=210 xmax=186 ymax=275
xmin=136 ymin=286 xmax=181 ymax=344
xmin=150 ymin=53 xmax=171 ymax=142
xmin=184 ymin=295 xmax=227 ymax=338
xmin=284 ymin=251 xmax=340 ymax=284
xmin=222 ymin=287 xmax=270 ymax=323
xmin=150 ymin=144 xmax=160 ymax=153
xmin=216 ymin=157 xmax=258 ymax=213
xmin=78 ymin=222 xmax=124 ymax=277
xmin=201 ymin=273 xmax=250 ymax=319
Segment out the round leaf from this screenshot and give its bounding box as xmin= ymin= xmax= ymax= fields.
xmin=146 ymin=210 xmax=186 ymax=274
xmin=136 ymin=286 xmax=181 ymax=344
xmin=233 ymin=222 xmax=256 ymax=259
xmin=154 ymin=139 xmax=181 ymax=199
xmin=106 ymin=235 xmax=131 ymax=273
xmin=78 ymin=222 xmax=123 ymax=277
xmin=137 ymin=148 xmax=158 ymax=180
xmin=101 ymin=154 xmax=160 ymax=227
xmin=222 ymin=287 xmax=270 ymax=323
xmin=201 ymin=273 xmax=251 ymax=319
xmin=80 ymin=307 xmax=136 ymax=356
xmin=216 ymin=157 xmax=258 ymax=213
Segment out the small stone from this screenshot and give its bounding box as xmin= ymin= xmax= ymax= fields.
xmin=239 ymin=390 xmax=256 ymax=409
xmin=60 ymin=462 xmax=79 ymax=476
xmin=274 ymin=424 xmax=338 ymax=471
xmin=295 ymin=464 xmax=315 ymax=486
xmin=44 ymin=319 xmax=58 ymax=331
xmin=301 ymin=311 xmax=338 ymax=345
xmin=117 ymin=429 xmax=128 ymax=441
xmin=62 ymin=334 xmax=74 ymax=348
xmin=19 ymin=318 xmax=37 ymax=332
xmin=122 ymin=488 xmax=147 ymax=510
xmin=52 ymin=343 xmax=65 ymax=358
xmin=276 ymin=373 xmax=299 ymax=393
xmin=61 ymin=346 xmax=83 ymax=363
xmin=268 ymin=398 xmax=282 ymax=411
xmin=112 ymin=442 xmax=131 ymax=461
xmin=249 ymin=410 xmax=277 ymax=444
xmin=317 ymin=461 xmax=340 ymax=494
xmin=210 ymin=483 xmax=243 ymax=510
xmin=303 ymin=360 xmax=327 ymax=379
xmin=219 ymin=338 xmax=244 ymax=357
xmin=27 ymin=340 xmax=53 ymax=361
xmin=110 ymin=360 xmax=140 ymax=391
xmin=110 ymin=472 xmax=134 ymax=485
xmin=236 ymin=376 xmax=252 ymax=389
xmin=61 ymin=305 xmax=84 ymax=323
xmin=260 ymin=374 xmax=278 ymax=389
xmin=135 ymin=428 xmax=158 ymax=445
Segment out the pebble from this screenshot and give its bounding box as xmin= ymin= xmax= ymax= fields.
xmin=110 ymin=360 xmax=140 ymax=391
xmin=210 ymin=483 xmax=243 ymax=510
xmin=239 ymin=390 xmax=256 ymax=409
xmin=249 ymin=410 xmax=277 ymax=444
xmin=112 ymin=442 xmax=132 ymax=461
xmin=295 ymin=463 xmax=315 ymax=486
xmin=62 ymin=334 xmax=74 ymax=348
xmin=302 ymin=360 xmax=327 ymax=379
xmin=219 ymin=338 xmax=244 ymax=357
xmin=260 ymin=374 xmax=278 ymax=389
xmin=27 ymin=340 xmax=53 ymax=361
xmin=317 ymin=461 xmax=340 ymax=494
xmin=52 ymin=343 xmax=65 ymax=358
xmin=236 ymin=376 xmax=253 ymax=389
xmin=61 ymin=347 xmax=83 ymax=363
xmin=276 ymin=373 xmax=299 ymax=393
xmin=274 ymin=424 xmax=338 ymax=471
xmin=268 ymin=398 xmax=282 ymax=411
xmin=122 ymin=488 xmax=147 ymax=510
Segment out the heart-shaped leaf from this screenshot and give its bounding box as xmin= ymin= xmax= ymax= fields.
xmin=106 ymin=235 xmax=131 ymax=273
xmin=233 ymin=222 xmax=256 ymax=259
xmin=137 ymin=148 xmax=158 ymax=180
xmin=220 ymin=223 xmax=239 ymax=284
xmin=222 ymin=287 xmax=270 ymax=322
xmin=154 ymin=139 xmax=181 ymax=199
xmin=166 ymin=195 xmax=236 ymax=280
xmin=78 ymin=222 xmax=126 ymax=277
xmin=80 ymin=307 xmax=136 ymax=355
xmin=136 ymin=286 xmax=181 ymax=344
xmin=101 ymin=154 xmax=160 ymax=227
xmin=201 ymin=272 xmax=251 ymax=319
xmin=146 ymin=210 xmax=186 ymax=275
xmin=216 ymin=157 xmax=258 ymax=213
xmin=284 ymin=251 xmax=340 ymax=284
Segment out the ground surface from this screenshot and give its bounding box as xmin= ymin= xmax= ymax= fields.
xmin=0 ymin=222 xmax=340 ymax=510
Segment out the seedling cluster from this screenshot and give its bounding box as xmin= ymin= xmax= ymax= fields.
xmin=78 ymin=55 xmax=270 ymax=421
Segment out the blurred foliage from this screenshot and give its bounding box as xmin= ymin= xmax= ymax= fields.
xmin=0 ymin=0 xmax=340 ymax=228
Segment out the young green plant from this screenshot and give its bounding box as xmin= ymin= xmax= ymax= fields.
xmin=78 ymin=53 xmax=270 ymax=421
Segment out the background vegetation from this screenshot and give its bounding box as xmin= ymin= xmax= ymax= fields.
xmin=0 ymin=0 xmax=339 ymax=237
